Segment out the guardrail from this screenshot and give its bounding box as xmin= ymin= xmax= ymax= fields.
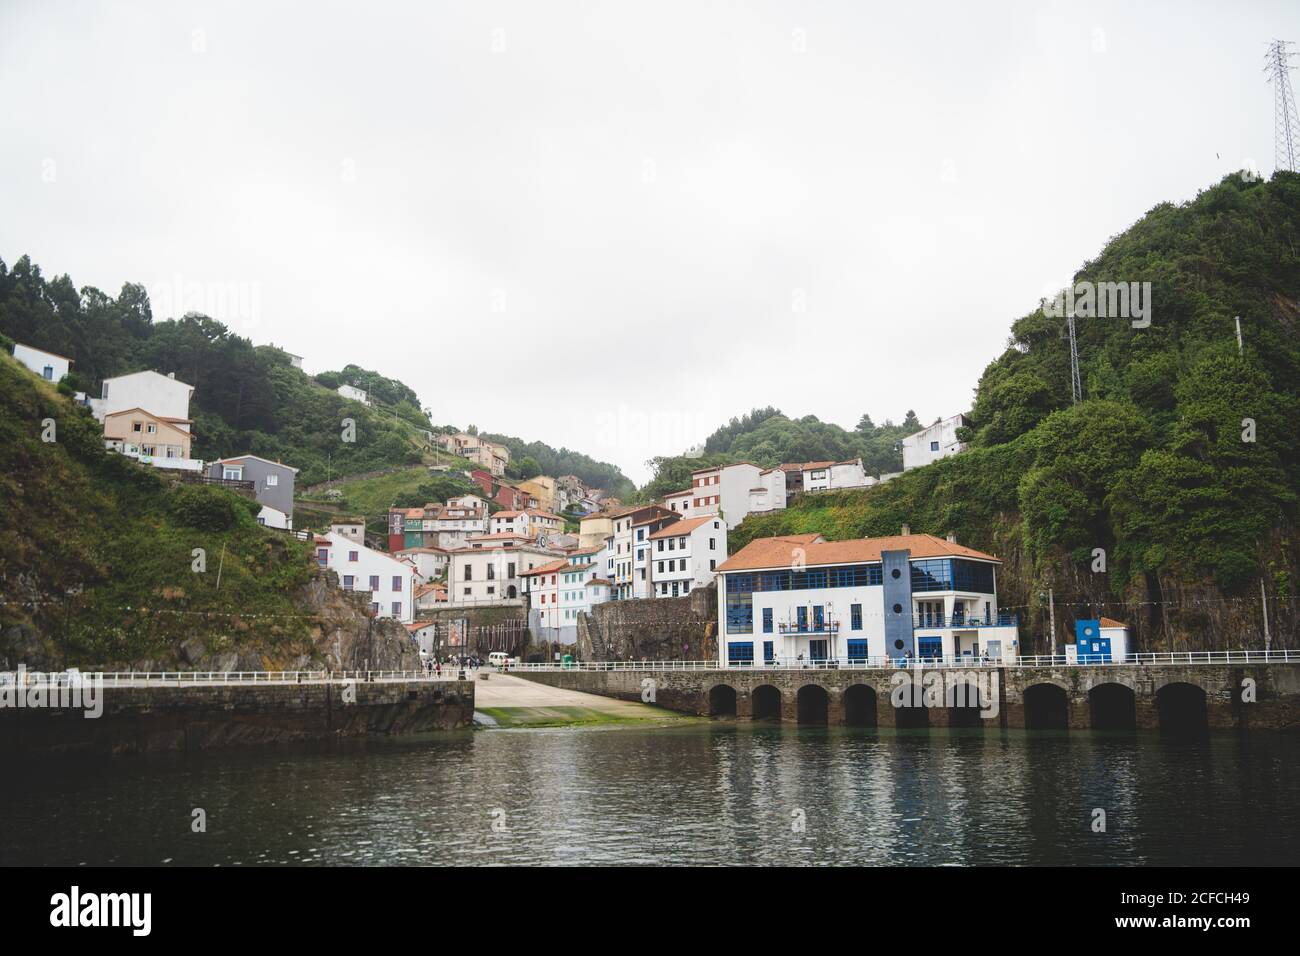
xmin=504 ymin=649 xmax=1300 ymax=672
xmin=0 ymin=670 xmax=470 ymax=688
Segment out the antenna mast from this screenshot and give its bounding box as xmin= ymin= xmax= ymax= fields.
xmin=1265 ymin=39 xmax=1300 ymax=172
xmin=1067 ymin=313 xmax=1082 ymax=404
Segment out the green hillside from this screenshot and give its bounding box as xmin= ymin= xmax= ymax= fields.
xmin=732 ymin=172 xmax=1300 ymax=653
xmin=0 ymin=257 xmax=636 ymax=493
xmin=635 ymin=407 xmax=920 ymax=502
xmin=0 ymin=352 xmax=321 ymax=669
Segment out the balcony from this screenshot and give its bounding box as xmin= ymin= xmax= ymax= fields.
xmin=913 ymin=613 xmax=1019 ymax=629
xmin=778 ymin=621 xmax=840 ymax=636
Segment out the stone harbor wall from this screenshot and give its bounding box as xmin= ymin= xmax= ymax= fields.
xmin=0 ymin=678 xmax=475 ymax=755
xmin=576 ymin=585 xmax=718 ymax=661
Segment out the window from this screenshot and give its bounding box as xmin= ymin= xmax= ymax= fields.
xmin=223 ymin=466 xmax=242 ymax=480
xmin=372 ymin=602 xmax=380 ymax=614
xmin=709 ymin=559 xmax=716 ymax=571
xmin=657 ymin=540 xmax=664 ymax=552
xmin=709 ymin=538 xmax=716 ymax=550
xmin=369 ymin=575 xmax=379 ymax=591
xmin=343 ymin=575 xmax=354 ymax=590
xmin=132 ymin=422 xmax=143 ymax=433
xmin=847 ymin=639 xmax=869 ymax=661
xmin=762 ymin=608 xmax=773 ymax=633
xmin=930 ymin=441 xmax=939 ymax=451
xmin=487 ymin=564 xmax=495 ymax=580
xmin=266 ymin=474 xmax=279 ymax=487
xmin=146 ymin=423 xmax=157 ymax=434
xmin=392 ymin=602 xmax=402 ymax=616
xmin=508 ymin=562 xmax=515 ymax=577
xmin=796 ymin=606 xmax=808 ymax=631
xmin=465 ymin=566 xmax=473 ymax=581
xmin=348 ymin=551 xmax=359 ymax=562
xmin=392 ymin=576 xmax=402 ymax=591
xmin=728 ymin=642 xmax=754 ymax=665
xmin=763 ymin=640 xmax=775 ymax=664
xmin=316 ymin=548 xmax=329 ymax=567
xmin=42 ymin=365 xmax=53 ymax=380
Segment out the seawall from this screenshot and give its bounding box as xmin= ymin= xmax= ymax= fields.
xmin=0 ymin=679 xmax=475 ymax=755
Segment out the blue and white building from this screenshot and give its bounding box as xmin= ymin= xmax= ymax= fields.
xmin=715 ymin=531 xmax=1019 ymax=666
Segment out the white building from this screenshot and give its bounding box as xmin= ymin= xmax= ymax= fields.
xmin=799 ymin=458 xmax=871 ymax=492
xmin=337 ymin=384 xmax=369 ymax=404
xmin=902 ymin=414 xmax=969 ymax=471
xmin=330 ymin=519 xmax=366 ymax=544
xmin=648 ymin=514 xmax=726 ymax=598
xmin=558 ymin=562 xmax=609 ymax=630
xmin=89 ymin=370 xmax=194 ymax=424
xmin=395 ymin=546 xmax=450 ymax=583
xmin=715 ymin=531 xmax=1018 ymax=666
xmin=445 ymin=537 xmax=560 ymax=606
xmin=521 ymin=558 xmax=570 ymax=628
xmin=688 ymin=462 xmax=786 ymax=530
xmin=315 ymin=531 xmax=415 ymax=623
xmin=12 ymin=343 xmax=72 ymax=383
xmin=489 ymin=509 xmax=564 ymax=539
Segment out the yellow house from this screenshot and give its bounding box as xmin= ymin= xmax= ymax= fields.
xmin=102 ymin=407 xmax=193 ymax=463
xmin=578 ymin=511 xmax=615 ymax=550
xmin=518 ymin=476 xmax=557 ymax=513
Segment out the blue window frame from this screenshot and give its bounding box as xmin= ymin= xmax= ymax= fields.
xmin=726 ymin=600 xmax=753 ymax=634
xmin=846 ymin=639 xmax=869 ymax=661
xmin=813 ymin=606 xmax=824 ymax=631
xmin=762 ymin=608 xmax=773 ymax=633
xmin=796 ymin=606 xmax=808 ymax=631
xmin=918 ymin=636 xmax=943 ymax=658
xmin=911 ymin=559 xmax=953 ymax=592
xmin=851 ymin=603 xmax=862 ymax=630
xmin=728 ymin=642 xmax=754 ymax=665
xmin=763 ymin=640 xmax=775 ymax=663
xmin=868 ymin=564 xmax=883 ymax=585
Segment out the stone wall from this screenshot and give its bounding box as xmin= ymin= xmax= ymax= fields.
xmin=0 ymin=679 xmax=474 ymax=755
xmin=518 ymin=662 xmax=1300 ymax=731
xmin=576 ymin=585 xmax=717 ymax=662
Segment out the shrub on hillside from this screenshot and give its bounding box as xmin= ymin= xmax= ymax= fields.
xmin=167 ymin=485 xmax=256 ymax=532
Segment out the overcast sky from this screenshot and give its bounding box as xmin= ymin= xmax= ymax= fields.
xmin=3 ymin=1 xmax=1297 ymax=484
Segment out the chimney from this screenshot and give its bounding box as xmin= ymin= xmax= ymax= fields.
xmin=901 ymin=524 xmax=911 ymax=536
xmin=947 ymin=532 xmax=957 ymax=543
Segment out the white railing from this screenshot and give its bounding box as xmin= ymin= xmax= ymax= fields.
xmin=506 ymin=649 xmax=1300 ymax=673
xmin=0 ymin=670 xmax=470 ymax=688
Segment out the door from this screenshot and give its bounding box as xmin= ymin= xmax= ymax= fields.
xmin=812 ymin=606 xmax=824 ymax=631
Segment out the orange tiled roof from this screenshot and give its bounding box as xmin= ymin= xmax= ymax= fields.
xmin=519 ymin=559 xmax=570 ymax=577
xmin=1099 ymin=617 xmax=1128 ymax=628
xmin=716 ymin=533 xmax=999 ymax=573
xmin=648 ymin=515 xmax=716 ymax=539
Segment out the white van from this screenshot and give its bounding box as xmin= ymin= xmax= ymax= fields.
xmin=488 ymin=652 xmax=515 ymax=668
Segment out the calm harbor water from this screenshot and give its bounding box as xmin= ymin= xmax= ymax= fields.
xmin=3 ymin=725 xmax=1298 ymax=866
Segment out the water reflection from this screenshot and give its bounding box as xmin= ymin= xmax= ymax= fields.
xmin=1 ymin=726 xmax=1296 ymax=866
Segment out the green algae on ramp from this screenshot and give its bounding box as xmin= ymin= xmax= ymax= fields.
xmin=474 ymin=704 xmax=696 ymax=729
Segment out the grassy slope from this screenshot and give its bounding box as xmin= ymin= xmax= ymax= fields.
xmin=0 ymin=353 xmax=319 ymax=668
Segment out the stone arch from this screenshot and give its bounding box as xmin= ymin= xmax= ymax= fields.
xmin=843 ymin=684 xmax=878 ymax=727
xmin=946 ymin=679 xmax=986 ymax=729
xmin=751 ymin=684 xmax=782 ymax=721
xmin=707 ymin=684 xmax=737 ymax=717
xmin=506 ymin=585 xmax=517 ymax=599
xmin=796 ymin=684 xmax=829 ymax=725
xmin=1157 ymin=682 xmax=1208 ymax=736
xmin=1089 ymin=682 xmax=1136 ymax=731
xmin=1023 ymin=682 xmax=1069 ymax=731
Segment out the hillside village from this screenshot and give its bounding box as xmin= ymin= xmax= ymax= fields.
xmin=6 ymin=335 xmax=978 ymax=662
